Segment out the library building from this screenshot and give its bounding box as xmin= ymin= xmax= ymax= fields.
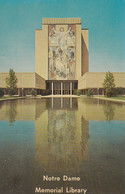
xmin=0 ymin=18 xmax=125 ymax=95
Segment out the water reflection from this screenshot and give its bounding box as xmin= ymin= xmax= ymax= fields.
xmin=6 ymin=101 xmax=17 ymax=126
xmin=0 ymin=98 xmax=124 ymax=122
xmin=0 ymin=101 xmax=4 ymax=109
xmin=103 ymin=102 xmax=115 ymax=122
xmin=51 ymin=97 xmax=78 ymax=109
xmin=81 ymin=116 xmax=89 ymax=156
xmin=35 ymin=98 xmax=89 ymax=173
xmin=0 ymin=98 xmax=125 ymax=194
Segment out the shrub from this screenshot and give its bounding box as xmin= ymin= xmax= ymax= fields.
xmin=0 ymin=89 xmax=4 ymax=97
xmin=30 ymin=89 xmax=37 ymax=96
xmin=75 ymin=90 xmax=81 ymax=96
xmin=86 ymin=89 xmax=93 ymax=97
xmin=116 ymin=87 xmax=124 ymax=96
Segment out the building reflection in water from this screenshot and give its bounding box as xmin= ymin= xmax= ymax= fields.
xmin=0 ymin=98 xmax=125 ymax=176
xmin=0 ymin=98 xmax=125 ymax=194
xmin=35 ymin=98 xmax=89 ymax=173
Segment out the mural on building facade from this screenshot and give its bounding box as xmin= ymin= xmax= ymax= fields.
xmin=48 ymin=25 xmax=76 ymax=80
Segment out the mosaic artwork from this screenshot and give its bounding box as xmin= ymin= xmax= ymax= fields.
xmin=48 ymin=25 xmax=76 ymax=80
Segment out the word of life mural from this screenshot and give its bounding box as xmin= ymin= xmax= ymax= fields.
xmin=49 ymin=25 xmax=76 ymax=80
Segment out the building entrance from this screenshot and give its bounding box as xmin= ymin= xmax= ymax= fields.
xmin=54 ymin=90 xmax=61 ymax=95
xmin=64 ymin=90 xmax=69 ymax=95
xmin=46 ymin=81 xmax=78 ymax=95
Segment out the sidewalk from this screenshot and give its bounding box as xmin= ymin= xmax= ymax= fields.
xmin=41 ymin=94 xmax=80 ymax=98
xmin=0 ymin=95 xmax=80 ymax=101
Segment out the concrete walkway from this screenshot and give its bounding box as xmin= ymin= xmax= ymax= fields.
xmin=0 ymin=95 xmax=80 ymax=101
xmin=41 ymin=94 xmax=80 ymax=98
xmin=1 ymin=95 xmax=125 ymax=103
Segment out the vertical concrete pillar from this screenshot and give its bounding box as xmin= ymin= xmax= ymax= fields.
xmin=4 ymin=89 xmax=6 ymax=95
xmin=61 ymin=97 xmax=63 ymax=108
xmin=61 ymin=82 xmax=63 ymax=95
xmin=52 ymin=82 xmax=53 ymax=95
xmin=52 ymin=98 xmax=53 ymax=108
xmin=70 ymin=82 xmax=72 ymax=95
xmin=22 ymin=88 xmax=24 ymax=97
xmin=70 ymin=98 xmax=72 ymax=108
xmin=18 ymin=89 xmax=20 ymax=96
xmin=98 ymin=88 xmax=99 ymax=95
xmin=76 ymin=24 xmax=81 ymax=79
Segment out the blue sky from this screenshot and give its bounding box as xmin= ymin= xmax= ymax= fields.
xmin=0 ymin=0 xmax=125 ymax=72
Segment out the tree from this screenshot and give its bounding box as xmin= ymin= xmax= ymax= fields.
xmin=6 ymin=69 xmax=18 ymax=95
xmin=103 ymin=71 xmax=115 ymax=97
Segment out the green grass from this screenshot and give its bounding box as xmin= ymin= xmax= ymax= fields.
xmin=0 ymin=96 xmax=25 ymax=100
xmin=0 ymin=96 xmax=18 ymax=99
xmin=102 ymin=96 xmax=125 ymax=100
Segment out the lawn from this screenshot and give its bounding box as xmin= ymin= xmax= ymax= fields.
xmin=103 ymin=96 xmax=125 ymax=100
xmin=0 ymin=96 xmax=17 ymax=99
xmin=0 ymin=96 xmax=25 ymax=100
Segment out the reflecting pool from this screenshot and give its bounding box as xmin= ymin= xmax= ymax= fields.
xmin=0 ymin=98 xmax=125 ymax=194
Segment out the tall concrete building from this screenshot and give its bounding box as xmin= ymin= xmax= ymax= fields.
xmin=35 ymin=18 xmax=88 ymax=95
xmin=0 ymin=18 xmax=125 ymax=95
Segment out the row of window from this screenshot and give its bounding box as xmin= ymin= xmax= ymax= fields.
xmin=46 ymin=82 xmax=77 ymax=90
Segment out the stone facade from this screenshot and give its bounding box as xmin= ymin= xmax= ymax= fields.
xmin=0 ymin=73 xmax=45 ymax=95
xmin=0 ymin=73 xmax=45 ymax=89
xmin=78 ymin=72 xmax=125 ymax=89
xmin=35 ymin=18 xmax=89 ymax=80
